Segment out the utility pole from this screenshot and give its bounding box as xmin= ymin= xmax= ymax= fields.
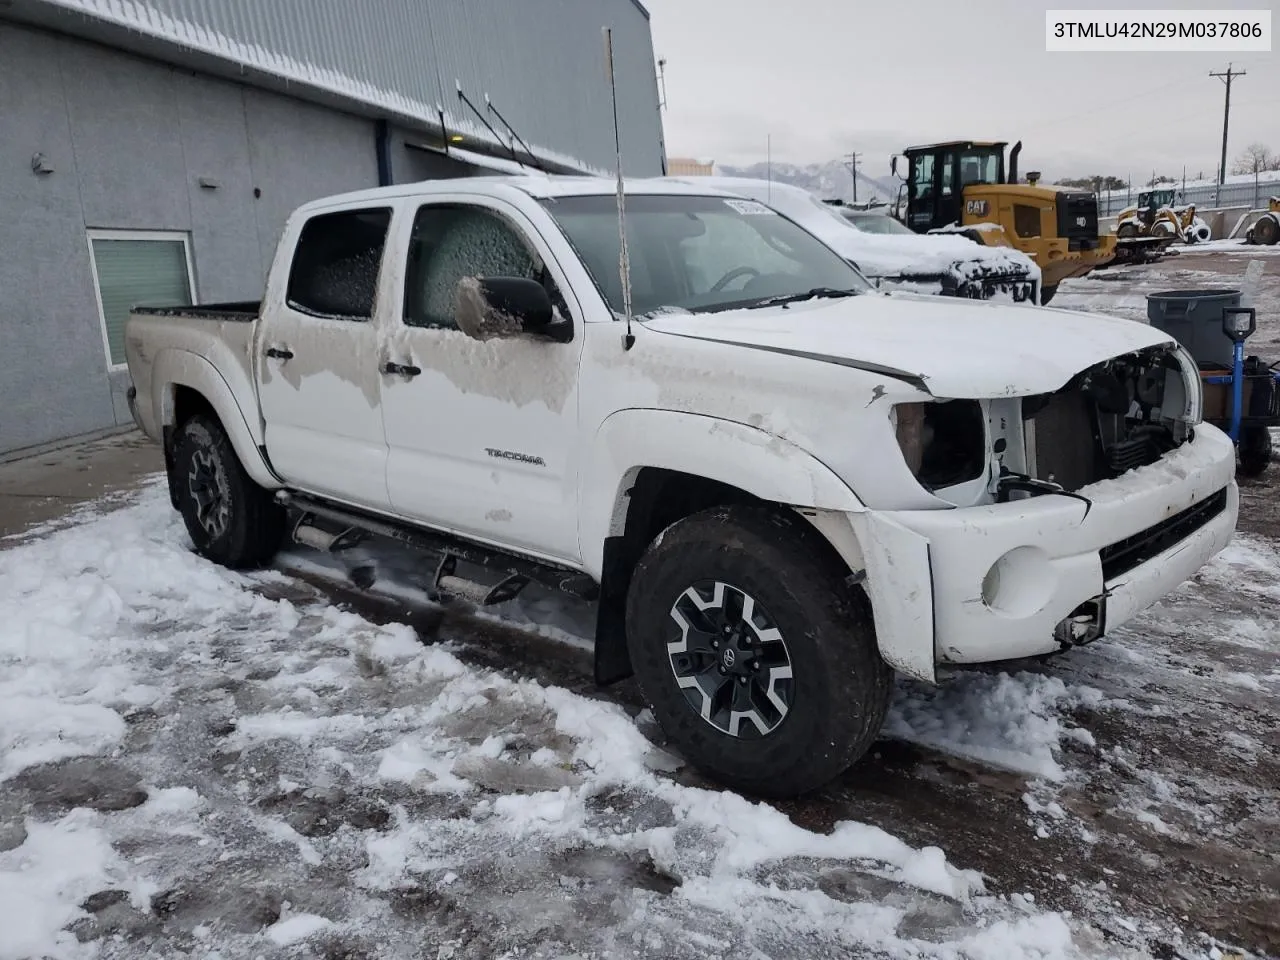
xmin=1209 ymin=64 xmax=1245 ymax=194
xmin=843 ymin=152 xmax=861 ymax=203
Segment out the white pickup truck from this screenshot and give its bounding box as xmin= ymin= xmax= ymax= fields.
xmin=125 ymin=175 xmax=1239 ymax=799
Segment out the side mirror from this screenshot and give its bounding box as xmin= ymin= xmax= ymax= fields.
xmin=453 ymin=276 xmax=569 ymax=342
xmin=890 ymin=155 xmax=898 ymax=178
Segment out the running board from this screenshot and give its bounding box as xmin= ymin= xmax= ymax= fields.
xmin=434 ymin=554 xmax=531 ymax=606
xmin=276 ymin=491 xmax=599 ymax=603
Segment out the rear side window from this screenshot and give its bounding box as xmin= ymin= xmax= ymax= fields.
xmin=286 ymin=208 xmax=392 ymax=319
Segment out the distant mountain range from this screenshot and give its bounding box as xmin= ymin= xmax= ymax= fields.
xmin=715 ymin=159 xmax=899 ymax=203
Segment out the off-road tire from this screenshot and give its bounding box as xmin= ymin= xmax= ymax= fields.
xmin=171 ymin=414 xmax=285 ymax=569
xmin=1253 ymin=215 xmax=1279 ymax=246
xmin=1116 ymin=221 xmax=1139 ymax=240
xmin=625 ymin=504 xmax=893 ymax=799
xmin=1040 ymin=284 xmax=1059 ymax=306
xmin=1238 ymin=424 xmax=1273 ymax=478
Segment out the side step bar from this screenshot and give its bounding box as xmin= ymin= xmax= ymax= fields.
xmin=277 ymin=491 xmax=600 ymax=604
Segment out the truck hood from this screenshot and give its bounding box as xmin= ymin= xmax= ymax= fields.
xmin=642 ymin=292 xmax=1176 ymax=399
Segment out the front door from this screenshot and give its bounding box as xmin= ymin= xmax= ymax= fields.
xmin=379 ymin=197 xmax=585 ymax=563
xmin=255 ymin=205 xmax=395 ymax=510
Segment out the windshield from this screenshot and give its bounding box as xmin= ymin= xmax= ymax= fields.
xmin=843 ymin=213 xmax=915 ymax=235
xmin=539 ymin=194 xmax=870 ymax=316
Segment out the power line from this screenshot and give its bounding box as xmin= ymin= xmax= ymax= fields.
xmin=1209 ymin=63 xmax=1246 ymax=186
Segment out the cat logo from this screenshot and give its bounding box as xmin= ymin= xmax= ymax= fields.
xmin=965 ymin=199 xmax=988 ymax=217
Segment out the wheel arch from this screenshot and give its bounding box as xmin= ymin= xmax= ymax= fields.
xmin=152 ymin=349 xmax=280 ymax=492
xmin=583 ymin=410 xmax=871 ymax=686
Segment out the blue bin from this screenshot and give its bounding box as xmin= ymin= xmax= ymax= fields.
xmin=1145 ymin=288 xmax=1242 ymax=369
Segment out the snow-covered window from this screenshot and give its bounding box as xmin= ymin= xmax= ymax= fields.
xmin=286 ymin=208 xmax=392 ymax=320
xmin=405 ymin=205 xmax=543 ymax=329
xmin=87 ymin=230 xmax=195 ymax=369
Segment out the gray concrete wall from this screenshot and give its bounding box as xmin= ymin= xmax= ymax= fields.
xmin=0 ymin=23 xmax=381 ymax=455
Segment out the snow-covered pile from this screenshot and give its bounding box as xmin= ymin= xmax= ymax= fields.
xmin=0 ymin=480 xmax=1140 ymax=959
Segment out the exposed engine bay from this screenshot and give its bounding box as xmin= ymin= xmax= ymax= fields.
xmin=1022 ymin=344 xmax=1194 ymax=493
xmin=895 ymin=345 xmax=1196 ymax=508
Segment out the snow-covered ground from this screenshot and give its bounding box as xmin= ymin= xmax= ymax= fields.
xmin=2 ymin=251 xmax=1277 ymax=960
xmin=0 ymin=480 xmax=1136 ymax=960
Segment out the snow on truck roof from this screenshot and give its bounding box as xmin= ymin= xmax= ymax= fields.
xmin=295 ymin=175 xmax=744 ymax=214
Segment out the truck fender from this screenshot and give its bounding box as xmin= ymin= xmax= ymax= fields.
xmin=579 ymin=408 xmax=865 ymax=578
xmin=151 ymin=349 xmax=280 ymax=491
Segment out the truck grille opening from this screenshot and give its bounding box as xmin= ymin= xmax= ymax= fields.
xmin=1099 ymin=488 xmax=1228 ymax=581
xmin=1025 ymin=346 xmax=1191 ymax=492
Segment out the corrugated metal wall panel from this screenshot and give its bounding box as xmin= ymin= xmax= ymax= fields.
xmin=23 ymin=0 xmax=663 ymax=174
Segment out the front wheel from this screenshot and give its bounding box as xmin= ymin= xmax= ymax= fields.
xmin=171 ymin=414 xmax=285 ymax=569
xmin=624 ymin=504 xmax=892 ymax=799
xmin=1040 ymin=284 xmax=1059 ymax=306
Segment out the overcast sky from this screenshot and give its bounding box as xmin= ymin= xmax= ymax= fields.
xmin=641 ymin=0 xmax=1279 ymax=182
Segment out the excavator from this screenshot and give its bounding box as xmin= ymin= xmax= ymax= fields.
xmin=889 ymin=140 xmax=1164 ymax=303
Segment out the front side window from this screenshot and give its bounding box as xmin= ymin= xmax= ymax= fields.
xmin=286 ymin=208 xmax=391 ymax=320
xmin=404 ymin=205 xmax=551 ymax=330
xmin=541 ymin=194 xmax=869 ymax=317
xmin=88 ymin=232 xmax=194 ymax=367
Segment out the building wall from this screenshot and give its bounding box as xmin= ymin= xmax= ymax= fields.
xmin=9 ymin=0 xmax=666 ymax=178
xmin=0 ymin=23 xmax=381 ymax=454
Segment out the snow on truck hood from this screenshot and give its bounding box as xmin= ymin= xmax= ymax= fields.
xmin=642 ymin=293 xmax=1176 ymax=399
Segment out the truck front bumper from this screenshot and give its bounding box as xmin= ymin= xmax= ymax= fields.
xmin=850 ymin=424 xmax=1238 ymax=680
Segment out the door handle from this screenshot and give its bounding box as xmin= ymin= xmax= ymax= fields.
xmin=382 ymin=361 xmax=421 ymax=378
xmin=265 ymin=346 xmax=294 ymax=360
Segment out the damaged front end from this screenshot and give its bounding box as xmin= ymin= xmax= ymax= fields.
xmin=1018 ymin=343 xmax=1200 ymax=494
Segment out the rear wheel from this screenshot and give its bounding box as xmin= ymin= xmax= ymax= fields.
xmin=171 ymin=414 xmax=285 ymax=569
xmin=625 ymin=504 xmax=892 ymax=799
xmin=1116 ymin=221 xmax=1140 ymax=239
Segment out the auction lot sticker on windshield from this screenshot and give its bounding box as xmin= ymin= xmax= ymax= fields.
xmin=723 ymin=199 xmax=773 ymax=215
xmin=1046 ymin=9 xmax=1271 ymax=51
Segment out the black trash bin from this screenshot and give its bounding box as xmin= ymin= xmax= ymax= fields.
xmin=1145 ymin=288 xmax=1242 ymax=369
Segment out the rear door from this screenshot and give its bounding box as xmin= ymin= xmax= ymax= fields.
xmin=255 ymin=205 xmax=395 ymax=509
xmin=379 ymin=195 xmax=585 ymax=563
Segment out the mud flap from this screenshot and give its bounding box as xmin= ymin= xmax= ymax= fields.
xmin=848 ymin=512 xmax=937 ymax=684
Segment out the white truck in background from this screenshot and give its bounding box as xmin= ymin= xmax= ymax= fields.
xmin=663 ymin=175 xmax=1045 ymax=304
xmin=124 ymin=175 xmax=1238 ymax=798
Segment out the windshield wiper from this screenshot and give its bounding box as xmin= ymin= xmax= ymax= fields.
xmin=746 ymin=287 xmax=860 ymax=309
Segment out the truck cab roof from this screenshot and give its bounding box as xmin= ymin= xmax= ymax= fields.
xmin=294 ymin=174 xmax=742 ymax=216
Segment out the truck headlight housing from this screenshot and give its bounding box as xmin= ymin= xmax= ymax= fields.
xmin=891 ymin=400 xmax=988 ymax=491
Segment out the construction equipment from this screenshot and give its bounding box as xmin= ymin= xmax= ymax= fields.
xmin=1245 ymin=197 xmax=1280 ymax=245
xmin=889 ymin=140 xmax=1121 ymax=305
xmin=1115 ymin=189 xmax=1211 ymax=249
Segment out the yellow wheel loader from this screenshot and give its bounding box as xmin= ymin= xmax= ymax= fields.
xmin=1245 ymin=197 xmax=1280 ymax=245
xmin=890 ymin=140 xmax=1121 ymax=305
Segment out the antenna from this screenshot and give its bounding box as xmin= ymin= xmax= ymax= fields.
xmin=603 ymin=27 xmax=634 ymax=350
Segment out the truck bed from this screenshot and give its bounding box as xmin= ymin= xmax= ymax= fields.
xmin=132 ymin=301 xmax=262 ymax=322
